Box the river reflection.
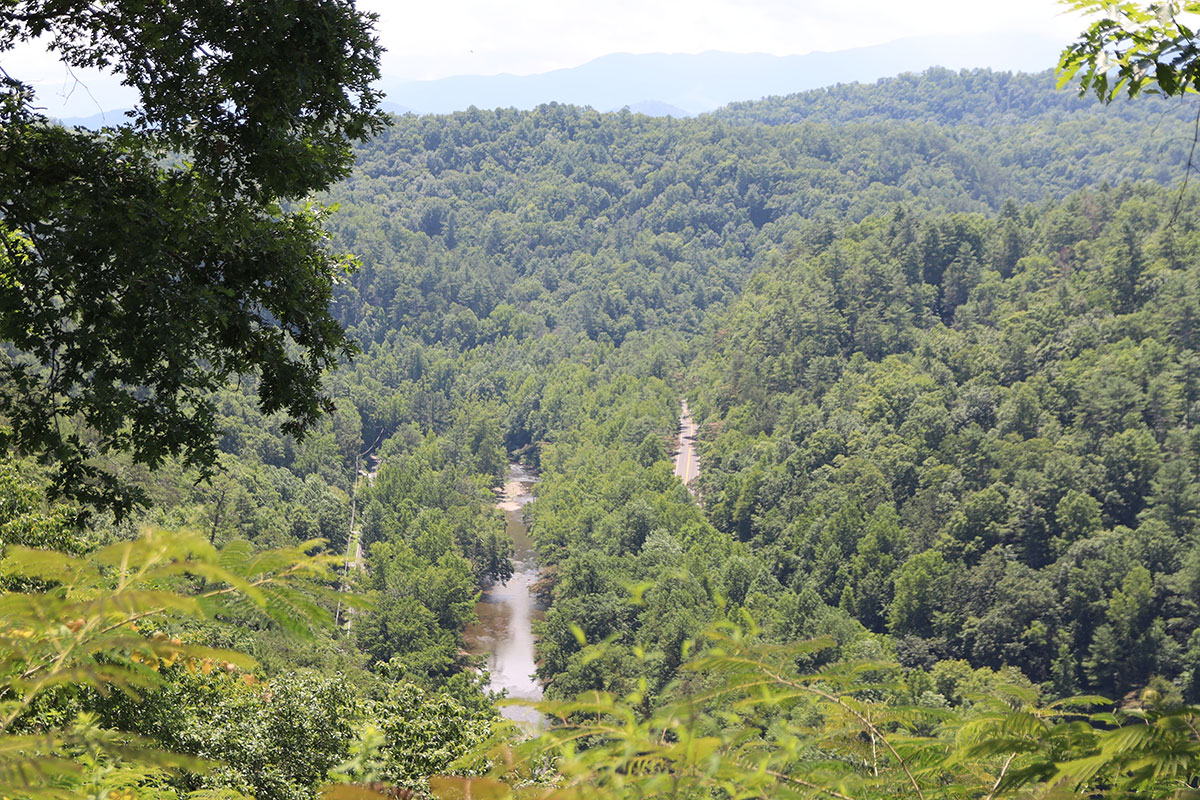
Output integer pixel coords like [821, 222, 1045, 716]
[463, 463, 544, 726]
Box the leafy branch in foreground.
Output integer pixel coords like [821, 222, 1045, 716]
[422, 622, 1200, 800]
[1058, 1, 1200, 100]
[450, 627, 966, 800]
[0, 527, 347, 798]
[957, 690, 1200, 799]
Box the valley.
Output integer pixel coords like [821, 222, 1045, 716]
[4, 7, 1200, 796]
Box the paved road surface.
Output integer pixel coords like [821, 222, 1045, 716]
[339, 459, 377, 629]
[674, 399, 700, 488]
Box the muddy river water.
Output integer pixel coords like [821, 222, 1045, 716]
[463, 463, 544, 725]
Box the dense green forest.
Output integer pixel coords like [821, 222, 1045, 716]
[326, 68, 1195, 351]
[693, 183, 1200, 698]
[6, 4, 1200, 795]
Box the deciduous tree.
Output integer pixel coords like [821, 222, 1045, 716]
[0, 0, 387, 513]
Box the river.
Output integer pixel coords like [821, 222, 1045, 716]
[463, 463, 544, 725]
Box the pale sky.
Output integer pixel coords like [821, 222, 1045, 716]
[3, 0, 1085, 119]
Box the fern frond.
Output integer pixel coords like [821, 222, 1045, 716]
[0, 524, 348, 796]
[0, 546, 96, 585]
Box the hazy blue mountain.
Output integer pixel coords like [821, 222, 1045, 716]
[380, 101, 414, 115]
[380, 33, 1065, 114]
[57, 108, 132, 128]
[57, 33, 1066, 127]
[620, 100, 693, 117]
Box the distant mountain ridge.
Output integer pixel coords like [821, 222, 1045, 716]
[379, 33, 1066, 115]
[60, 33, 1069, 128]
[54, 108, 133, 128]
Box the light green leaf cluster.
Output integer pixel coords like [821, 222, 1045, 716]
[427, 621, 1200, 800]
[0, 526, 344, 798]
[1059, 1, 1200, 99]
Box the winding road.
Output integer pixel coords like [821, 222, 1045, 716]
[674, 399, 700, 490]
[338, 457, 378, 630]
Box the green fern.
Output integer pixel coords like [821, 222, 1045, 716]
[0, 527, 347, 798]
[442, 623, 1200, 800]
[462, 628, 984, 800]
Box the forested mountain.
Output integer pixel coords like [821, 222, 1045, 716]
[9, 54, 1200, 799]
[326, 68, 1195, 354]
[714, 67, 1192, 127]
[693, 184, 1200, 700]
